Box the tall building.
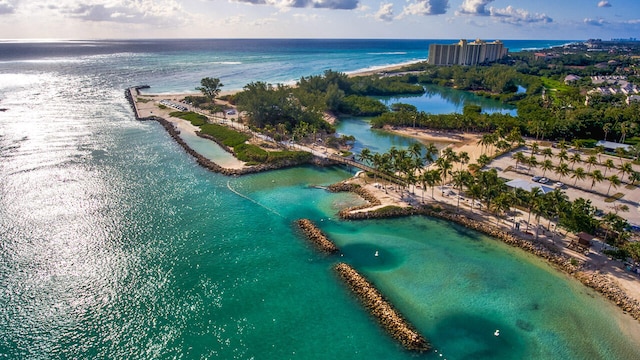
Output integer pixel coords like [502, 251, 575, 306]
[428, 39, 508, 66]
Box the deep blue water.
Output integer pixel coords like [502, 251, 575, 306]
[3, 39, 639, 359]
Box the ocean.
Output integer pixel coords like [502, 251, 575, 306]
[2, 39, 640, 359]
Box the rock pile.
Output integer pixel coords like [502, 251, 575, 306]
[334, 263, 431, 352]
[296, 219, 339, 254]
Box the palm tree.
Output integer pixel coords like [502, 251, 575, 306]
[423, 169, 441, 200]
[544, 189, 569, 242]
[527, 155, 539, 173]
[541, 159, 554, 177]
[572, 167, 587, 186]
[423, 143, 439, 165]
[525, 187, 543, 232]
[477, 154, 491, 168]
[467, 183, 483, 213]
[603, 123, 612, 141]
[477, 133, 495, 155]
[619, 162, 634, 183]
[586, 155, 598, 172]
[607, 174, 621, 195]
[595, 145, 605, 164]
[557, 149, 569, 164]
[457, 151, 470, 171]
[629, 171, 640, 186]
[452, 170, 472, 211]
[615, 147, 627, 166]
[603, 159, 615, 177]
[542, 147, 553, 161]
[530, 142, 540, 157]
[435, 156, 453, 185]
[590, 169, 604, 190]
[569, 153, 581, 170]
[492, 192, 514, 225]
[357, 148, 372, 166]
[513, 151, 526, 171]
[555, 162, 570, 181]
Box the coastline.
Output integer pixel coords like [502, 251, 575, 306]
[126, 64, 640, 329]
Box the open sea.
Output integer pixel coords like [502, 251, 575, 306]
[2, 39, 640, 359]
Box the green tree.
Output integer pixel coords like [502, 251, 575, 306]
[607, 174, 621, 195]
[590, 169, 604, 190]
[572, 167, 587, 186]
[196, 77, 224, 103]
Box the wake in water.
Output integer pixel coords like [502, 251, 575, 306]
[226, 180, 283, 218]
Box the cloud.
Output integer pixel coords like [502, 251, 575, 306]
[597, 1, 612, 8]
[457, 0, 493, 16]
[55, 0, 186, 24]
[0, 0, 16, 14]
[584, 17, 607, 26]
[374, 2, 394, 21]
[400, 0, 449, 16]
[489, 6, 552, 25]
[233, 0, 359, 10]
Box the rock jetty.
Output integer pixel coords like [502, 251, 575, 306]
[295, 219, 339, 254]
[334, 263, 431, 352]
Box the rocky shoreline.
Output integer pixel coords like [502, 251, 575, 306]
[125, 87, 328, 176]
[330, 183, 640, 322]
[295, 219, 339, 254]
[334, 263, 431, 352]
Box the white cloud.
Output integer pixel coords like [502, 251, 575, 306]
[597, 1, 612, 8]
[456, 2, 552, 25]
[457, 0, 493, 16]
[374, 2, 394, 21]
[584, 17, 607, 26]
[0, 0, 16, 14]
[232, 0, 359, 10]
[52, 0, 187, 25]
[400, 0, 449, 17]
[489, 6, 552, 25]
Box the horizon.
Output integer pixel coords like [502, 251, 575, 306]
[0, 1, 638, 40]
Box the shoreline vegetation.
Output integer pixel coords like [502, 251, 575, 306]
[125, 54, 640, 342]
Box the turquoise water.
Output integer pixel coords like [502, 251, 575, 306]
[2, 39, 640, 359]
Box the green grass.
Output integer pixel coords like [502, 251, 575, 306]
[199, 123, 250, 147]
[540, 77, 572, 93]
[169, 111, 209, 127]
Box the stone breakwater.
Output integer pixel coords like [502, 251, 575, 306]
[334, 263, 431, 352]
[335, 198, 640, 322]
[295, 219, 339, 254]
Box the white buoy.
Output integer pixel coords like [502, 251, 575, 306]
[374, 251, 379, 257]
[494, 329, 500, 336]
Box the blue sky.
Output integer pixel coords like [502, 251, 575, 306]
[0, 0, 638, 40]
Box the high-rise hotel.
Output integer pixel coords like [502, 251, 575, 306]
[428, 39, 508, 66]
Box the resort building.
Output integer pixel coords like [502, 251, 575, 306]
[428, 39, 508, 66]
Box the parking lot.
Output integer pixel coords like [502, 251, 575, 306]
[487, 146, 640, 227]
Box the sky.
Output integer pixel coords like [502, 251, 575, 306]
[0, 0, 638, 40]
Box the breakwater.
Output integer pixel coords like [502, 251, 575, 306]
[295, 219, 339, 254]
[334, 263, 431, 352]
